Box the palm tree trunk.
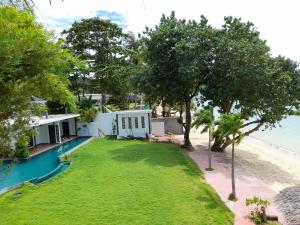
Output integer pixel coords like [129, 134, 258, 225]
[231, 133, 236, 199]
[208, 126, 212, 169]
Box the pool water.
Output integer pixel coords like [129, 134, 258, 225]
[0, 137, 90, 192]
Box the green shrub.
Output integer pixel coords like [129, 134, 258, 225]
[62, 154, 69, 162]
[246, 196, 270, 224]
[79, 107, 98, 122]
[15, 133, 30, 159]
[15, 144, 29, 159]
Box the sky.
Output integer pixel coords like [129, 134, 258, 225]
[34, 0, 300, 62]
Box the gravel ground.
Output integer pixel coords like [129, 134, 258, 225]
[275, 185, 300, 225]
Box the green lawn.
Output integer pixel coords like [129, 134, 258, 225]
[0, 138, 233, 225]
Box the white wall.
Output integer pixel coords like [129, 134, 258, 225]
[77, 112, 115, 137]
[151, 122, 165, 136]
[68, 118, 76, 135]
[59, 121, 63, 136]
[35, 125, 50, 145]
[117, 113, 151, 138]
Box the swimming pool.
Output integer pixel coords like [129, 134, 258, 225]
[0, 137, 91, 193]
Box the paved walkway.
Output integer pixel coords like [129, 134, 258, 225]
[189, 144, 285, 224]
[159, 134, 286, 225]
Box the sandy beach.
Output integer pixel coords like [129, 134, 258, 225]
[189, 127, 300, 192]
[186, 127, 300, 224]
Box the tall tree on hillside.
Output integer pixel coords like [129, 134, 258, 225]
[200, 17, 300, 151]
[138, 12, 214, 146]
[62, 18, 135, 105]
[0, 6, 76, 157]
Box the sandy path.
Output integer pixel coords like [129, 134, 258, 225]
[189, 128, 300, 193]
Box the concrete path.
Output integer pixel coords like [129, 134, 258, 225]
[167, 134, 285, 225]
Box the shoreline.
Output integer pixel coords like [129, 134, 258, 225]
[248, 134, 300, 158]
[189, 128, 300, 193]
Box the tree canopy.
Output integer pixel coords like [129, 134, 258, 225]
[62, 18, 137, 107]
[0, 6, 76, 157]
[137, 12, 214, 146]
[200, 17, 300, 151]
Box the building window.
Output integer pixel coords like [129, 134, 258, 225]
[135, 117, 138, 128]
[141, 116, 145, 128]
[128, 117, 132, 129]
[122, 117, 126, 129]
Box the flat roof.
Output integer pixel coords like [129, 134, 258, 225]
[116, 110, 152, 115]
[31, 114, 80, 126]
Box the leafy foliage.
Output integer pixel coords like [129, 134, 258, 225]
[193, 109, 214, 133]
[79, 107, 98, 123]
[199, 17, 300, 151]
[62, 18, 136, 104]
[138, 12, 213, 146]
[215, 113, 244, 145]
[14, 132, 30, 159]
[0, 6, 76, 157]
[246, 196, 270, 224]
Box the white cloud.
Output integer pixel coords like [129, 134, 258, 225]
[34, 0, 300, 62]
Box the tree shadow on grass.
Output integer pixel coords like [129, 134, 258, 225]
[108, 141, 201, 177]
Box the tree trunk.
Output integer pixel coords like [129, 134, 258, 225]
[183, 100, 192, 147]
[208, 126, 212, 169]
[162, 102, 166, 117]
[231, 134, 236, 199]
[211, 134, 231, 152]
[101, 93, 106, 105]
[179, 104, 183, 121]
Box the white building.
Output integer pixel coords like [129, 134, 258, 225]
[77, 110, 152, 138]
[29, 114, 80, 148]
[115, 110, 152, 138]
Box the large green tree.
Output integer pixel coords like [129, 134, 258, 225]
[200, 17, 300, 151]
[62, 18, 135, 105]
[138, 12, 214, 146]
[0, 6, 76, 157]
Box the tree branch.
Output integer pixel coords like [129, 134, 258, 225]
[225, 122, 264, 147]
[243, 122, 264, 136]
[240, 119, 262, 129]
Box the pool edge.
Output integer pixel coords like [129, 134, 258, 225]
[0, 137, 94, 196]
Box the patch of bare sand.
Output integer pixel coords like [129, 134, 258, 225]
[189, 128, 300, 192]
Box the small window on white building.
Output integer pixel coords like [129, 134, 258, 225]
[141, 116, 145, 128]
[122, 117, 126, 129]
[135, 117, 138, 128]
[128, 117, 132, 129]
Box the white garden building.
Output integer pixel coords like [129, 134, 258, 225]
[77, 109, 152, 138]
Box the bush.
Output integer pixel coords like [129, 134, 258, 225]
[14, 133, 31, 159]
[79, 107, 98, 122]
[15, 144, 29, 159]
[78, 97, 97, 109]
[246, 196, 270, 224]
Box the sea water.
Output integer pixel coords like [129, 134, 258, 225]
[250, 116, 300, 154]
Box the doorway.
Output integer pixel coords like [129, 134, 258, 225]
[48, 125, 56, 144]
[62, 121, 70, 137]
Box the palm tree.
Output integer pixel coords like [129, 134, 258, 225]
[215, 113, 244, 200]
[192, 108, 215, 170]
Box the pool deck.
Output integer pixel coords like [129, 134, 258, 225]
[30, 136, 77, 157]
